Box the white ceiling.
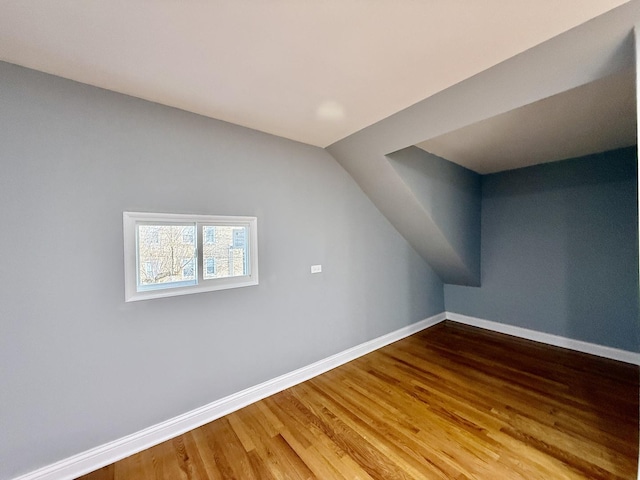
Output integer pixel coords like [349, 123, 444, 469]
[0, 1, 630, 148]
[416, 69, 637, 174]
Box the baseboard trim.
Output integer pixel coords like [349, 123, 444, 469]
[13, 312, 446, 480]
[16, 310, 637, 479]
[446, 311, 640, 365]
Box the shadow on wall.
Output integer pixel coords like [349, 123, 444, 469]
[386, 147, 481, 286]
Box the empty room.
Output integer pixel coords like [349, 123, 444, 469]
[1, 2, 639, 479]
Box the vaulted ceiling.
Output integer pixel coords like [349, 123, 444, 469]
[0, 1, 630, 151]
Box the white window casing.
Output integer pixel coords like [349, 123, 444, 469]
[123, 212, 258, 302]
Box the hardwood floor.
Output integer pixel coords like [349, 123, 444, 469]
[78, 321, 639, 479]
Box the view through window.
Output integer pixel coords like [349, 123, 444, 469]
[123, 213, 258, 301]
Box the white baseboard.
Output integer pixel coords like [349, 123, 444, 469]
[446, 311, 640, 366]
[15, 310, 637, 480]
[13, 312, 447, 480]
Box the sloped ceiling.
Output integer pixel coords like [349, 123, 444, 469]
[0, 0, 629, 148]
[416, 68, 636, 174]
[327, 1, 639, 285]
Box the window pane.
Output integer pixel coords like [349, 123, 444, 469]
[202, 225, 249, 280]
[182, 258, 195, 278]
[205, 257, 216, 275]
[204, 226, 216, 244]
[124, 213, 258, 302]
[137, 224, 196, 290]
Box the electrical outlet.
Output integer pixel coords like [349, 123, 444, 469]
[311, 264, 322, 274]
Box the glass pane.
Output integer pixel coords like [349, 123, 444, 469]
[137, 224, 196, 290]
[202, 225, 249, 280]
[203, 226, 216, 244]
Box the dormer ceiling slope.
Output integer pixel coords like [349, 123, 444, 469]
[327, 1, 639, 285]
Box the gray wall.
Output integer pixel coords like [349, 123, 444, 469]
[387, 147, 481, 283]
[445, 147, 639, 351]
[0, 62, 444, 479]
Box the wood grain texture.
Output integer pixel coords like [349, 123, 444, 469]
[78, 322, 639, 479]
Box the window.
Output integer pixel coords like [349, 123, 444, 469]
[136, 223, 196, 289]
[233, 228, 245, 248]
[123, 212, 258, 302]
[143, 261, 155, 279]
[204, 226, 216, 244]
[182, 226, 195, 244]
[182, 258, 195, 279]
[205, 258, 216, 275]
[145, 227, 160, 245]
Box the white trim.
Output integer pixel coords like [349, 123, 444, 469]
[17, 310, 636, 480]
[446, 311, 640, 366]
[13, 312, 446, 480]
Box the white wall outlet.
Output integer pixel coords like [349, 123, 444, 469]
[311, 264, 322, 274]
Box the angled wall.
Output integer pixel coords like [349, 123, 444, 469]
[326, 139, 481, 286]
[327, 1, 639, 287]
[386, 147, 481, 285]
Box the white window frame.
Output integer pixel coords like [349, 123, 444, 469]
[123, 212, 258, 302]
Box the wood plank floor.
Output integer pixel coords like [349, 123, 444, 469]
[78, 321, 639, 479]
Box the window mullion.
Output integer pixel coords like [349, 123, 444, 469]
[196, 222, 204, 285]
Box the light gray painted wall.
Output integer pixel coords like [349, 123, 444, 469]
[0, 62, 444, 479]
[387, 147, 481, 283]
[445, 148, 639, 351]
